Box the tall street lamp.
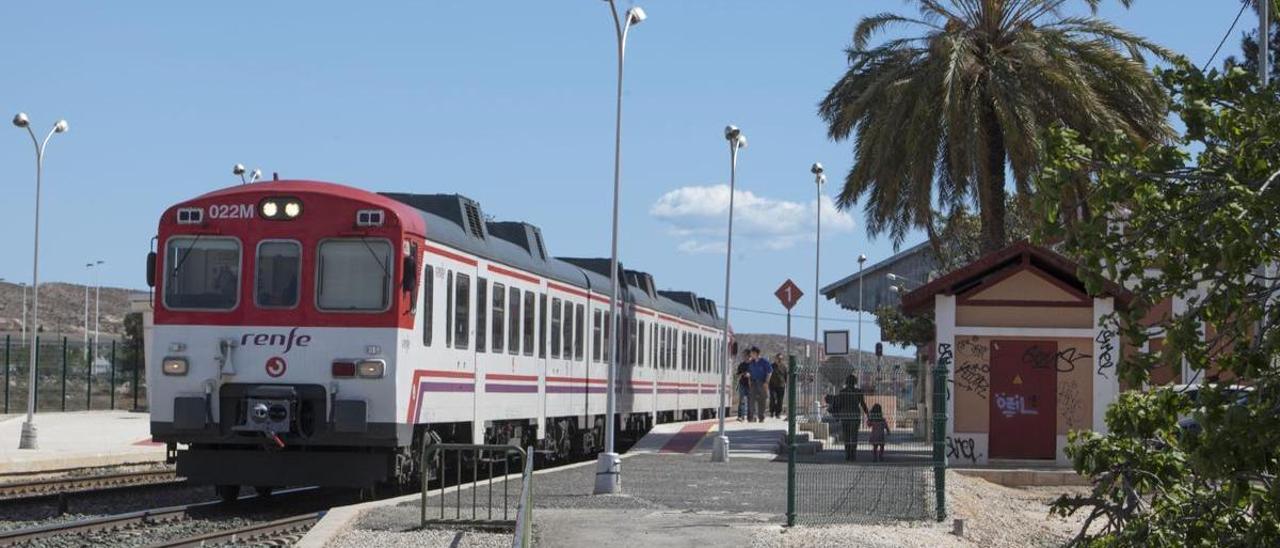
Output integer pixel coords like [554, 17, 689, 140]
[810, 162, 825, 407]
[856, 254, 867, 371]
[595, 0, 646, 496]
[92, 260, 104, 360]
[13, 112, 70, 450]
[712, 125, 747, 463]
[83, 263, 95, 352]
[20, 282, 27, 347]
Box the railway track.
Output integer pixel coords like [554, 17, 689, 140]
[0, 487, 319, 547]
[0, 469, 181, 500]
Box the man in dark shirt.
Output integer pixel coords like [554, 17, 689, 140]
[735, 351, 752, 421]
[746, 347, 773, 422]
[827, 375, 870, 460]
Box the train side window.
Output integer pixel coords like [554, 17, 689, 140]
[522, 291, 535, 357]
[492, 283, 506, 353]
[539, 294, 548, 359]
[508, 287, 521, 355]
[550, 298, 562, 359]
[602, 310, 612, 364]
[454, 273, 470, 349]
[628, 318, 637, 366]
[574, 304, 585, 361]
[422, 264, 434, 347]
[563, 299, 574, 359]
[445, 271, 454, 348]
[475, 277, 488, 353]
[592, 309, 603, 363]
[638, 320, 645, 367]
[255, 240, 300, 309]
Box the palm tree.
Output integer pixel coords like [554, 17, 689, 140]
[819, 0, 1172, 252]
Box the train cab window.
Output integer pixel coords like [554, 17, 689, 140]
[422, 265, 435, 346]
[255, 240, 300, 308]
[574, 304, 585, 361]
[475, 278, 488, 353]
[592, 310, 603, 363]
[492, 283, 506, 353]
[453, 273, 470, 349]
[163, 237, 241, 310]
[523, 292, 536, 356]
[508, 287, 521, 355]
[550, 298, 562, 359]
[317, 239, 392, 311]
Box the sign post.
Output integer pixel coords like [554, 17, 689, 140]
[775, 279, 802, 527]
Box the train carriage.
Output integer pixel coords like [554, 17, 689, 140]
[147, 180, 729, 496]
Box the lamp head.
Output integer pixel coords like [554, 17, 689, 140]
[233, 164, 246, 176]
[858, 254, 867, 263]
[12, 113, 29, 128]
[810, 162, 824, 175]
[886, 273, 897, 281]
[626, 6, 646, 25]
[889, 285, 901, 293]
[724, 125, 740, 141]
[53, 120, 68, 133]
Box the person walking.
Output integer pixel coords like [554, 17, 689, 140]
[826, 375, 869, 460]
[769, 353, 788, 419]
[867, 403, 889, 462]
[735, 350, 752, 421]
[746, 347, 772, 422]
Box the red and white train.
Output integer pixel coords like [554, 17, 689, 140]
[146, 180, 729, 497]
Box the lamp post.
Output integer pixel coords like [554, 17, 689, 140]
[712, 125, 747, 464]
[20, 283, 27, 348]
[92, 260, 104, 361]
[594, 0, 646, 496]
[13, 112, 70, 450]
[810, 163, 825, 415]
[83, 263, 94, 352]
[856, 254, 867, 370]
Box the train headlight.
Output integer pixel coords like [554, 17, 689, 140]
[357, 359, 385, 378]
[259, 197, 302, 220]
[162, 357, 188, 376]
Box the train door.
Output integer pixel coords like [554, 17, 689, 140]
[446, 261, 480, 442]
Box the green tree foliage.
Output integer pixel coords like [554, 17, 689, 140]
[1036, 62, 1280, 546]
[121, 312, 143, 371]
[1225, 1, 1280, 78]
[819, 0, 1171, 252]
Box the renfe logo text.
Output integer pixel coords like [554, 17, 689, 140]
[241, 327, 312, 354]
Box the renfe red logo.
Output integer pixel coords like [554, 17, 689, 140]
[265, 356, 287, 377]
[240, 327, 312, 354]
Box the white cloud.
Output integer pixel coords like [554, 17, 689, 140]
[650, 184, 855, 254]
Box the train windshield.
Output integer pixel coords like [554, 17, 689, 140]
[256, 240, 301, 308]
[317, 239, 393, 311]
[164, 237, 241, 310]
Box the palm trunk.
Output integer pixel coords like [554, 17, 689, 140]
[979, 103, 1008, 253]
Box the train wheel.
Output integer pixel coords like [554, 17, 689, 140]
[216, 484, 240, 504]
[254, 486, 274, 498]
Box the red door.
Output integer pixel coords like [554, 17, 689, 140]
[989, 340, 1057, 459]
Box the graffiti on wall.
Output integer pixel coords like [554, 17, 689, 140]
[1058, 380, 1084, 428]
[1021, 344, 1092, 373]
[994, 393, 1040, 418]
[946, 436, 980, 463]
[938, 342, 954, 401]
[1095, 329, 1116, 378]
[955, 362, 990, 399]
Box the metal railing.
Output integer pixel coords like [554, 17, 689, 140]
[1, 336, 147, 413]
[419, 442, 531, 532]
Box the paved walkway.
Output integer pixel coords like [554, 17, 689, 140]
[0, 411, 164, 474]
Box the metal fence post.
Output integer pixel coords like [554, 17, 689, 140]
[110, 341, 117, 410]
[61, 337, 68, 412]
[786, 354, 797, 527]
[132, 341, 140, 411]
[86, 343, 93, 410]
[932, 362, 947, 521]
[3, 335, 9, 414]
[33, 336, 39, 411]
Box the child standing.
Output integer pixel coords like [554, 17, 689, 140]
[867, 403, 889, 462]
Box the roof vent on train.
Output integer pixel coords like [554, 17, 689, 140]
[658, 290, 698, 311]
[379, 193, 488, 240]
[487, 221, 548, 260]
[624, 269, 657, 298]
[697, 297, 720, 319]
[559, 257, 623, 280]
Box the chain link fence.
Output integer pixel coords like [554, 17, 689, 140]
[786, 355, 945, 525]
[1, 335, 147, 414]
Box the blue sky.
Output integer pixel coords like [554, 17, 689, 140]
[0, 1, 1247, 355]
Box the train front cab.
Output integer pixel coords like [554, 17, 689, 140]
[147, 182, 426, 494]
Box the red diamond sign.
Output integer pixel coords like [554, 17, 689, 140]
[775, 279, 803, 310]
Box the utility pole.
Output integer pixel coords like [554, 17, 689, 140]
[1263, 0, 1271, 87]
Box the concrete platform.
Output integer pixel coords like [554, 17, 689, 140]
[953, 467, 1088, 487]
[301, 418, 792, 547]
[0, 411, 165, 475]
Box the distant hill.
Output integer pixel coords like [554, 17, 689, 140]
[732, 333, 913, 369]
[0, 281, 141, 339]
